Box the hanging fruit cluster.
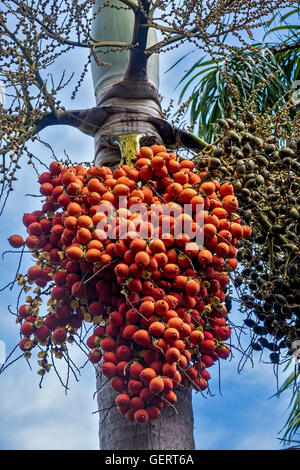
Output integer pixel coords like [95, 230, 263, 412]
[8, 144, 252, 424]
[196, 114, 300, 362]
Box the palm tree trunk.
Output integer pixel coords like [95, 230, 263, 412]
[96, 373, 195, 450]
[91, 0, 195, 450]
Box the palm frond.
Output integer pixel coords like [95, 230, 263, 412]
[270, 361, 300, 444]
[175, 47, 295, 141]
[264, 4, 300, 42]
[172, 5, 300, 141]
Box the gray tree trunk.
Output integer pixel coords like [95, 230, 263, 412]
[96, 370, 195, 450]
[91, 0, 195, 450]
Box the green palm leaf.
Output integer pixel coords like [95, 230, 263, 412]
[270, 361, 300, 445]
[172, 5, 300, 142]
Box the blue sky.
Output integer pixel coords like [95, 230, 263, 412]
[0, 10, 295, 450]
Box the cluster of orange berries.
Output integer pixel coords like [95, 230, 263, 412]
[9, 144, 251, 424]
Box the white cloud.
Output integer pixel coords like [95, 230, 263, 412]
[0, 355, 99, 450]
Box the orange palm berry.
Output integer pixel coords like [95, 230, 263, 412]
[165, 347, 181, 363]
[167, 182, 183, 197]
[173, 171, 189, 185]
[135, 251, 150, 267]
[162, 362, 177, 377]
[197, 249, 213, 265]
[78, 215, 93, 229]
[200, 181, 216, 195]
[67, 202, 82, 217]
[226, 257, 238, 270]
[218, 230, 232, 243]
[151, 144, 167, 155]
[155, 299, 169, 316]
[140, 367, 157, 386]
[149, 376, 165, 394]
[66, 245, 83, 260]
[87, 240, 104, 251]
[177, 188, 197, 203]
[149, 322, 165, 337]
[151, 156, 165, 170]
[215, 242, 230, 257]
[242, 225, 252, 238]
[230, 223, 243, 239]
[180, 159, 194, 170]
[87, 178, 104, 193]
[204, 223, 217, 238]
[163, 263, 180, 279]
[219, 182, 234, 197]
[149, 239, 166, 254]
[204, 214, 220, 228]
[167, 159, 181, 174]
[114, 263, 130, 279]
[222, 195, 238, 213]
[77, 227, 92, 244]
[113, 184, 130, 197]
[218, 218, 231, 230]
[64, 216, 77, 230]
[164, 327, 180, 343]
[132, 329, 151, 347]
[168, 317, 184, 331]
[140, 146, 154, 158]
[85, 249, 102, 263]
